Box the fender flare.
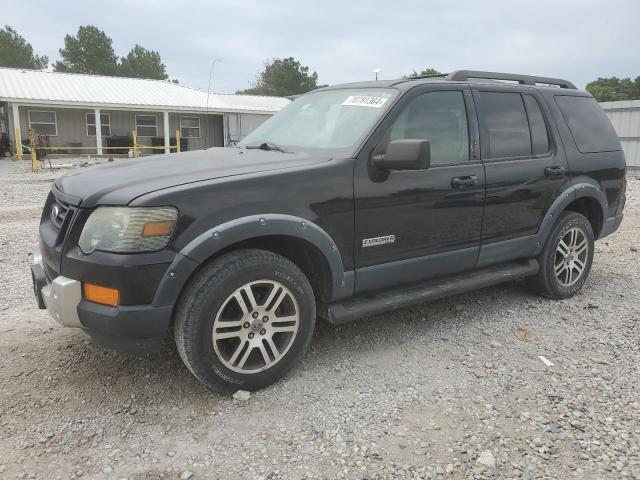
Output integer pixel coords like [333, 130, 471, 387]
[152, 214, 352, 308]
[535, 179, 607, 251]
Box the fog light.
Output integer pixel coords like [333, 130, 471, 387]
[83, 283, 120, 307]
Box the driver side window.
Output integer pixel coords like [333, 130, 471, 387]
[388, 91, 470, 166]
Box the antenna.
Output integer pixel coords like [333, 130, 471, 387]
[373, 68, 380, 81]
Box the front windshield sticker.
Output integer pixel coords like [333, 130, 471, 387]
[342, 95, 389, 108]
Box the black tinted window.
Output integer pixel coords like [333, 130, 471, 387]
[481, 92, 531, 158]
[555, 96, 621, 153]
[389, 91, 469, 165]
[523, 95, 549, 155]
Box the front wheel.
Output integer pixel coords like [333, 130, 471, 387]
[174, 249, 316, 393]
[527, 211, 595, 299]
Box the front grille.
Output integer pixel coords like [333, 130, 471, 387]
[42, 191, 76, 245]
[50, 198, 70, 230]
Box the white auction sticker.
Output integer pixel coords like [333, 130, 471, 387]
[342, 95, 389, 108]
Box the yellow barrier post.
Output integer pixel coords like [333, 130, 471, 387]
[15, 128, 22, 160]
[176, 129, 181, 153]
[132, 129, 138, 158]
[30, 136, 37, 172]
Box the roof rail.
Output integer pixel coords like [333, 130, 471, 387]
[446, 70, 577, 90]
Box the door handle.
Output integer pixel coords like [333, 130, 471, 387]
[451, 175, 479, 188]
[544, 166, 565, 177]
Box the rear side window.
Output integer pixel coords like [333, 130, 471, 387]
[523, 95, 549, 155]
[555, 96, 620, 153]
[480, 92, 531, 158]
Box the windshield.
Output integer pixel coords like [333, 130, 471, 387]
[238, 88, 398, 153]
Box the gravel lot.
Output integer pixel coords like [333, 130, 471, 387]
[1, 157, 639, 480]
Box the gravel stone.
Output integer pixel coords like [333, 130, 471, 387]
[232, 390, 251, 402]
[477, 450, 496, 468]
[1, 159, 639, 479]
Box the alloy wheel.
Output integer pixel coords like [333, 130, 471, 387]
[554, 227, 588, 287]
[212, 280, 299, 373]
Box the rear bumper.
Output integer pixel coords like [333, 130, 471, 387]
[32, 250, 172, 351]
[599, 213, 623, 239]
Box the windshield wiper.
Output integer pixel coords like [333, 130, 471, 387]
[245, 142, 289, 153]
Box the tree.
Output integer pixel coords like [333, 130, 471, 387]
[0, 26, 48, 69]
[586, 76, 640, 102]
[237, 57, 319, 96]
[54, 25, 118, 76]
[405, 67, 442, 78]
[119, 44, 168, 80]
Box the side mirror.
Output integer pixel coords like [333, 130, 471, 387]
[372, 139, 431, 171]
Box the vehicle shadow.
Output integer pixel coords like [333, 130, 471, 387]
[2, 278, 540, 422]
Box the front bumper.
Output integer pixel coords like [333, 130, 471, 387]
[32, 251, 172, 351]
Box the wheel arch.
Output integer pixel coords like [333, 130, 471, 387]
[152, 215, 353, 310]
[537, 180, 607, 248]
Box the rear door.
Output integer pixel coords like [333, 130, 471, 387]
[472, 87, 569, 265]
[353, 85, 485, 293]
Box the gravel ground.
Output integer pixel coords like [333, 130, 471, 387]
[1, 158, 639, 480]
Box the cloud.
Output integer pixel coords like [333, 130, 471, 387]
[5, 0, 640, 92]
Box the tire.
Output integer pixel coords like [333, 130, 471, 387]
[174, 249, 316, 393]
[527, 211, 595, 299]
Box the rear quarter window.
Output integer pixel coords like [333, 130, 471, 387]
[555, 96, 621, 153]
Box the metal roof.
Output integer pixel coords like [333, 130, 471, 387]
[599, 99, 640, 111]
[0, 67, 289, 114]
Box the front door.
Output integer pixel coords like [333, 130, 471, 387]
[353, 86, 485, 293]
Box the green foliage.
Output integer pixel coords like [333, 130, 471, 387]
[52, 25, 175, 81]
[237, 57, 319, 97]
[54, 25, 119, 75]
[120, 44, 168, 80]
[0, 25, 48, 69]
[405, 68, 442, 78]
[586, 76, 640, 102]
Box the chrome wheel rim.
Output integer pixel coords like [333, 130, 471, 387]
[212, 280, 299, 373]
[554, 227, 588, 287]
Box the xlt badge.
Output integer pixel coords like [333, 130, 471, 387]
[362, 235, 396, 248]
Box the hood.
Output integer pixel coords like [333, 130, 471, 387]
[55, 147, 328, 207]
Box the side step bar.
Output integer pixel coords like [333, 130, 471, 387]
[325, 259, 539, 325]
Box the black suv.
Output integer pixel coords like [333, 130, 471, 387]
[31, 70, 626, 392]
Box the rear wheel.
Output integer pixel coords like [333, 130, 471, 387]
[527, 211, 594, 299]
[174, 249, 316, 393]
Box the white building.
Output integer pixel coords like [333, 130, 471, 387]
[600, 100, 640, 168]
[0, 67, 289, 156]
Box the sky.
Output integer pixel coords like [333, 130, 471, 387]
[3, 0, 640, 93]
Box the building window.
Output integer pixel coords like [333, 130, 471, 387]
[28, 111, 57, 136]
[135, 115, 157, 136]
[180, 116, 200, 138]
[86, 113, 111, 136]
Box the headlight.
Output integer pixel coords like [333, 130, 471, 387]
[78, 207, 178, 254]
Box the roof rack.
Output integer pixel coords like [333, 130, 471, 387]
[446, 70, 577, 90]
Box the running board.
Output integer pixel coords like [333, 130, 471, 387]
[325, 259, 539, 325]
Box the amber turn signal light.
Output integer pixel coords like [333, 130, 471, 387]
[83, 283, 120, 307]
[142, 221, 174, 237]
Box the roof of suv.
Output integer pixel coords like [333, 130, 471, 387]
[319, 70, 581, 93]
